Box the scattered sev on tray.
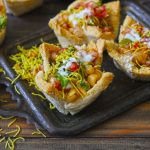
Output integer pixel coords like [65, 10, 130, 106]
[0, 67, 47, 150]
[9, 45, 55, 108]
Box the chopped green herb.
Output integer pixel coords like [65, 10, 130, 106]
[57, 75, 69, 88]
[80, 80, 90, 91]
[96, 0, 102, 6]
[119, 38, 132, 46]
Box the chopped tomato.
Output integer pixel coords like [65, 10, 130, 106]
[94, 5, 108, 19]
[62, 23, 70, 29]
[102, 26, 111, 32]
[137, 27, 143, 33]
[85, 1, 95, 9]
[0, 6, 3, 11]
[133, 42, 140, 48]
[54, 80, 62, 91]
[69, 62, 79, 72]
[137, 26, 143, 33]
[61, 48, 67, 51]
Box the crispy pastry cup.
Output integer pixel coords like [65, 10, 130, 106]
[35, 40, 114, 115]
[105, 16, 150, 81]
[49, 0, 120, 47]
[4, 0, 43, 16]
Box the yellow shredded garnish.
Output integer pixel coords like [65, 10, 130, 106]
[70, 81, 84, 98]
[6, 137, 15, 150]
[8, 118, 17, 128]
[11, 75, 20, 85]
[31, 92, 46, 100]
[13, 125, 21, 137]
[0, 67, 5, 75]
[10, 45, 42, 88]
[0, 137, 5, 143]
[14, 85, 21, 95]
[12, 137, 25, 143]
[5, 129, 18, 135]
[5, 77, 13, 82]
[5, 137, 25, 150]
[32, 128, 46, 138]
[68, 72, 82, 82]
[49, 103, 55, 110]
[0, 116, 14, 120]
[5, 125, 21, 138]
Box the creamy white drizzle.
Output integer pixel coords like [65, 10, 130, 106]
[68, 8, 92, 26]
[76, 50, 94, 63]
[58, 57, 77, 76]
[124, 29, 141, 42]
[122, 55, 133, 72]
[124, 26, 150, 48]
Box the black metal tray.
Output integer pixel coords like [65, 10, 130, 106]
[0, 0, 150, 135]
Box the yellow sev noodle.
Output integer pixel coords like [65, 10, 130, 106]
[0, 118, 24, 150]
[32, 127, 46, 138]
[8, 118, 17, 128]
[0, 67, 5, 74]
[10, 45, 42, 88]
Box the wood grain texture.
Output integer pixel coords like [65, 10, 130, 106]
[0, 0, 150, 149]
[0, 138, 150, 150]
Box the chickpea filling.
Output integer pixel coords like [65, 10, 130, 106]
[119, 23, 150, 68]
[57, 0, 113, 36]
[44, 45, 102, 102]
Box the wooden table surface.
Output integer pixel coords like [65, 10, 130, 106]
[0, 0, 150, 149]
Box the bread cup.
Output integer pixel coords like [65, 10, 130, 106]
[35, 40, 114, 115]
[105, 16, 150, 81]
[4, 0, 43, 16]
[49, 0, 120, 47]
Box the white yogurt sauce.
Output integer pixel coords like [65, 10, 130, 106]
[75, 45, 95, 63]
[58, 57, 77, 76]
[77, 50, 94, 63]
[68, 8, 92, 26]
[124, 27, 150, 48]
[124, 29, 141, 42]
